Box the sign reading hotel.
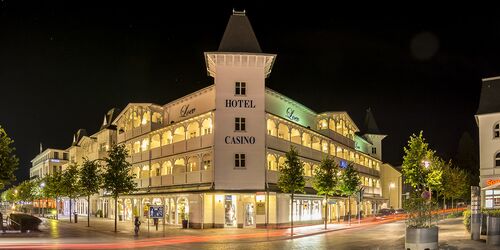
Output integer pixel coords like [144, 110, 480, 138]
[225, 99, 256, 108]
[486, 179, 500, 186]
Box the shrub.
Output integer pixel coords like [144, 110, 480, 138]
[463, 209, 471, 232]
[447, 211, 463, 218]
[482, 209, 500, 217]
[10, 213, 42, 232]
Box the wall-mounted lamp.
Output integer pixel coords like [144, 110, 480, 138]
[256, 195, 265, 203]
[215, 195, 224, 203]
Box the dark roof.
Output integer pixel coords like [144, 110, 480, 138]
[218, 11, 262, 53]
[72, 129, 87, 146]
[477, 77, 500, 115]
[100, 108, 120, 130]
[362, 107, 382, 134]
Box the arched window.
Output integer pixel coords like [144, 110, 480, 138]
[152, 112, 162, 124]
[278, 124, 290, 140]
[267, 154, 277, 171]
[202, 154, 212, 170]
[304, 163, 312, 177]
[495, 123, 500, 138]
[162, 131, 172, 145]
[133, 141, 141, 154]
[187, 157, 199, 172]
[142, 111, 150, 125]
[173, 127, 186, 143]
[187, 122, 200, 139]
[496, 152, 500, 167]
[267, 119, 277, 136]
[174, 158, 186, 174]
[161, 161, 173, 175]
[291, 128, 301, 145]
[141, 138, 149, 152]
[201, 118, 213, 135]
[151, 134, 160, 149]
[151, 163, 160, 177]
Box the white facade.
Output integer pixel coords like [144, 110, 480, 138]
[476, 76, 500, 208]
[31, 12, 397, 228]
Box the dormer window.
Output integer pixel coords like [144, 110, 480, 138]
[495, 123, 500, 138]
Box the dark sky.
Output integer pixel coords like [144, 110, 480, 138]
[1, 2, 497, 183]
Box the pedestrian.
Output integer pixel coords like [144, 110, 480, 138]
[134, 216, 141, 236]
[0, 212, 3, 233]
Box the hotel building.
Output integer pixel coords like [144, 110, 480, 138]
[476, 76, 500, 208]
[31, 11, 401, 228]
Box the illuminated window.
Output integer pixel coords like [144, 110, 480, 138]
[235, 82, 246, 95]
[495, 123, 500, 138]
[202, 118, 213, 135]
[141, 138, 149, 151]
[235, 154, 246, 168]
[151, 134, 160, 148]
[202, 154, 211, 170]
[496, 152, 500, 167]
[235, 117, 246, 131]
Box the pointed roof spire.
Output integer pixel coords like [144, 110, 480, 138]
[363, 107, 382, 135]
[218, 9, 262, 53]
[39, 142, 43, 154]
[102, 114, 108, 127]
[73, 134, 76, 143]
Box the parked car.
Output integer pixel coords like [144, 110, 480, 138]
[394, 208, 406, 214]
[377, 208, 395, 216]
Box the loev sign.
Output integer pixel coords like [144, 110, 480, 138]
[285, 108, 299, 122]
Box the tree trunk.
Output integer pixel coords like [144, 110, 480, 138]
[69, 198, 72, 223]
[324, 194, 328, 230]
[443, 196, 446, 210]
[87, 195, 90, 227]
[348, 197, 351, 226]
[114, 196, 118, 232]
[451, 197, 454, 212]
[291, 193, 294, 237]
[56, 196, 59, 220]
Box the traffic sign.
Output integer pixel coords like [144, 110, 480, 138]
[149, 205, 164, 219]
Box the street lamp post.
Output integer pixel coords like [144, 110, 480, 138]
[40, 182, 45, 218]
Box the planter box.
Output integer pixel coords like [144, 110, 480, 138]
[405, 227, 438, 250]
[487, 216, 500, 246]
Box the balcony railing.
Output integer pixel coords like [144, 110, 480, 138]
[133, 170, 213, 188]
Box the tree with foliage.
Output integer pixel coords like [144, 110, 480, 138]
[17, 180, 37, 214]
[45, 171, 64, 219]
[61, 164, 81, 223]
[441, 164, 469, 210]
[1, 187, 16, 203]
[102, 144, 136, 232]
[277, 146, 305, 237]
[0, 126, 19, 189]
[338, 163, 361, 226]
[401, 131, 443, 228]
[313, 156, 340, 230]
[79, 158, 102, 227]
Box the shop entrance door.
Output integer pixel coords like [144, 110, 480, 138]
[243, 203, 255, 228]
[224, 195, 237, 227]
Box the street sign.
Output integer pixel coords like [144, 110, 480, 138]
[149, 205, 164, 219]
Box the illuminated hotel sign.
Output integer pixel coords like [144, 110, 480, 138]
[285, 108, 299, 122]
[486, 179, 500, 186]
[180, 104, 196, 118]
[225, 99, 256, 108]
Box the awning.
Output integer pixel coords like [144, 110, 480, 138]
[482, 182, 500, 190]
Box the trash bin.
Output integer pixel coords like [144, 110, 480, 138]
[73, 212, 78, 223]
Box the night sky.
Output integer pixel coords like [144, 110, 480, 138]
[1, 2, 498, 183]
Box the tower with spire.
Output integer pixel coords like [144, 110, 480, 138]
[361, 108, 386, 161]
[205, 10, 276, 190]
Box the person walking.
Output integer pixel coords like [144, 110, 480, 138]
[134, 216, 141, 236]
